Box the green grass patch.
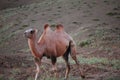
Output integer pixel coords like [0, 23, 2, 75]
[11, 68, 21, 75]
[92, 19, 100, 21]
[106, 12, 120, 16]
[0, 30, 21, 45]
[113, 8, 119, 10]
[78, 39, 92, 47]
[48, 19, 53, 22]
[94, 29, 105, 37]
[57, 56, 120, 70]
[106, 76, 120, 80]
[72, 21, 79, 25]
[116, 16, 120, 19]
[50, 24, 56, 28]
[22, 24, 29, 28]
[27, 77, 33, 80]
[20, 48, 30, 53]
[104, 0, 108, 3]
[8, 76, 15, 80]
[31, 19, 36, 23]
[58, 57, 109, 65]
[76, 57, 120, 69]
[0, 23, 13, 34]
[0, 75, 4, 80]
[0, 32, 15, 45]
[42, 77, 57, 80]
[77, 57, 108, 64]
[19, 24, 29, 30]
[71, 27, 88, 38]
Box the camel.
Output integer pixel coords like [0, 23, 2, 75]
[24, 24, 85, 80]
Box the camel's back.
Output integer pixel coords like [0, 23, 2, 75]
[54, 25, 76, 56]
[55, 24, 75, 45]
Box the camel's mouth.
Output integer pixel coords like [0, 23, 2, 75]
[24, 29, 35, 38]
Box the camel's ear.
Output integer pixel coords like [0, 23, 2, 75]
[56, 24, 64, 31]
[44, 24, 49, 30]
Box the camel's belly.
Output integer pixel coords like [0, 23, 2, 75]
[45, 41, 69, 57]
[56, 40, 69, 57]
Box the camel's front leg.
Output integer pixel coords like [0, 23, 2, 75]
[51, 56, 58, 78]
[34, 57, 41, 80]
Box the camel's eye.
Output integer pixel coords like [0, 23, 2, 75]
[30, 30, 35, 34]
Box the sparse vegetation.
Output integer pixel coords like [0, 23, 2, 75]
[11, 68, 21, 75]
[8, 76, 15, 80]
[0, 75, 4, 80]
[72, 21, 79, 25]
[76, 57, 120, 69]
[106, 12, 120, 16]
[48, 19, 53, 22]
[92, 19, 100, 21]
[0, 0, 120, 80]
[50, 24, 56, 27]
[106, 76, 120, 80]
[27, 77, 33, 80]
[78, 39, 92, 47]
[22, 24, 29, 28]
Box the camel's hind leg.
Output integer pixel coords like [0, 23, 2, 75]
[63, 43, 71, 80]
[63, 53, 70, 80]
[70, 44, 85, 78]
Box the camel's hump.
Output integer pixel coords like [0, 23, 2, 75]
[44, 24, 49, 30]
[56, 24, 64, 31]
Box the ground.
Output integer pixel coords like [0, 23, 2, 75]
[0, 0, 120, 80]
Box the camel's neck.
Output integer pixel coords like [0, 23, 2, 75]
[28, 34, 42, 58]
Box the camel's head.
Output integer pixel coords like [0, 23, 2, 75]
[24, 29, 36, 39]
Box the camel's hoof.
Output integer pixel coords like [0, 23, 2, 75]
[64, 78, 67, 80]
[81, 75, 85, 79]
[50, 68, 57, 72]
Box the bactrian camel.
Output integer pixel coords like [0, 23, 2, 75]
[24, 24, 85, 80]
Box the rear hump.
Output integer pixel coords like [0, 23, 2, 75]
[56, 24, 64, 31]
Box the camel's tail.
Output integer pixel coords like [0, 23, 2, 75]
[64, 40, 77, 57]
[65, 40, 73, 54]
[69, 40, 77, 57]
[63, 40, 72, 57]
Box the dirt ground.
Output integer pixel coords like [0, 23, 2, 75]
[0, 50, 120, 80]
[0, 0, 120, 80]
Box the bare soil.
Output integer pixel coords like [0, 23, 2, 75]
[0, 0, 120, 80]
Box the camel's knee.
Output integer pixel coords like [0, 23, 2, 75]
[71, 54, 79, 64]
[35, 61, 40, 72]
[71, 54, 76, 60]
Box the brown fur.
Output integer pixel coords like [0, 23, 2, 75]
[44, 24, 49, 30]
[56, 24, 64, 31]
